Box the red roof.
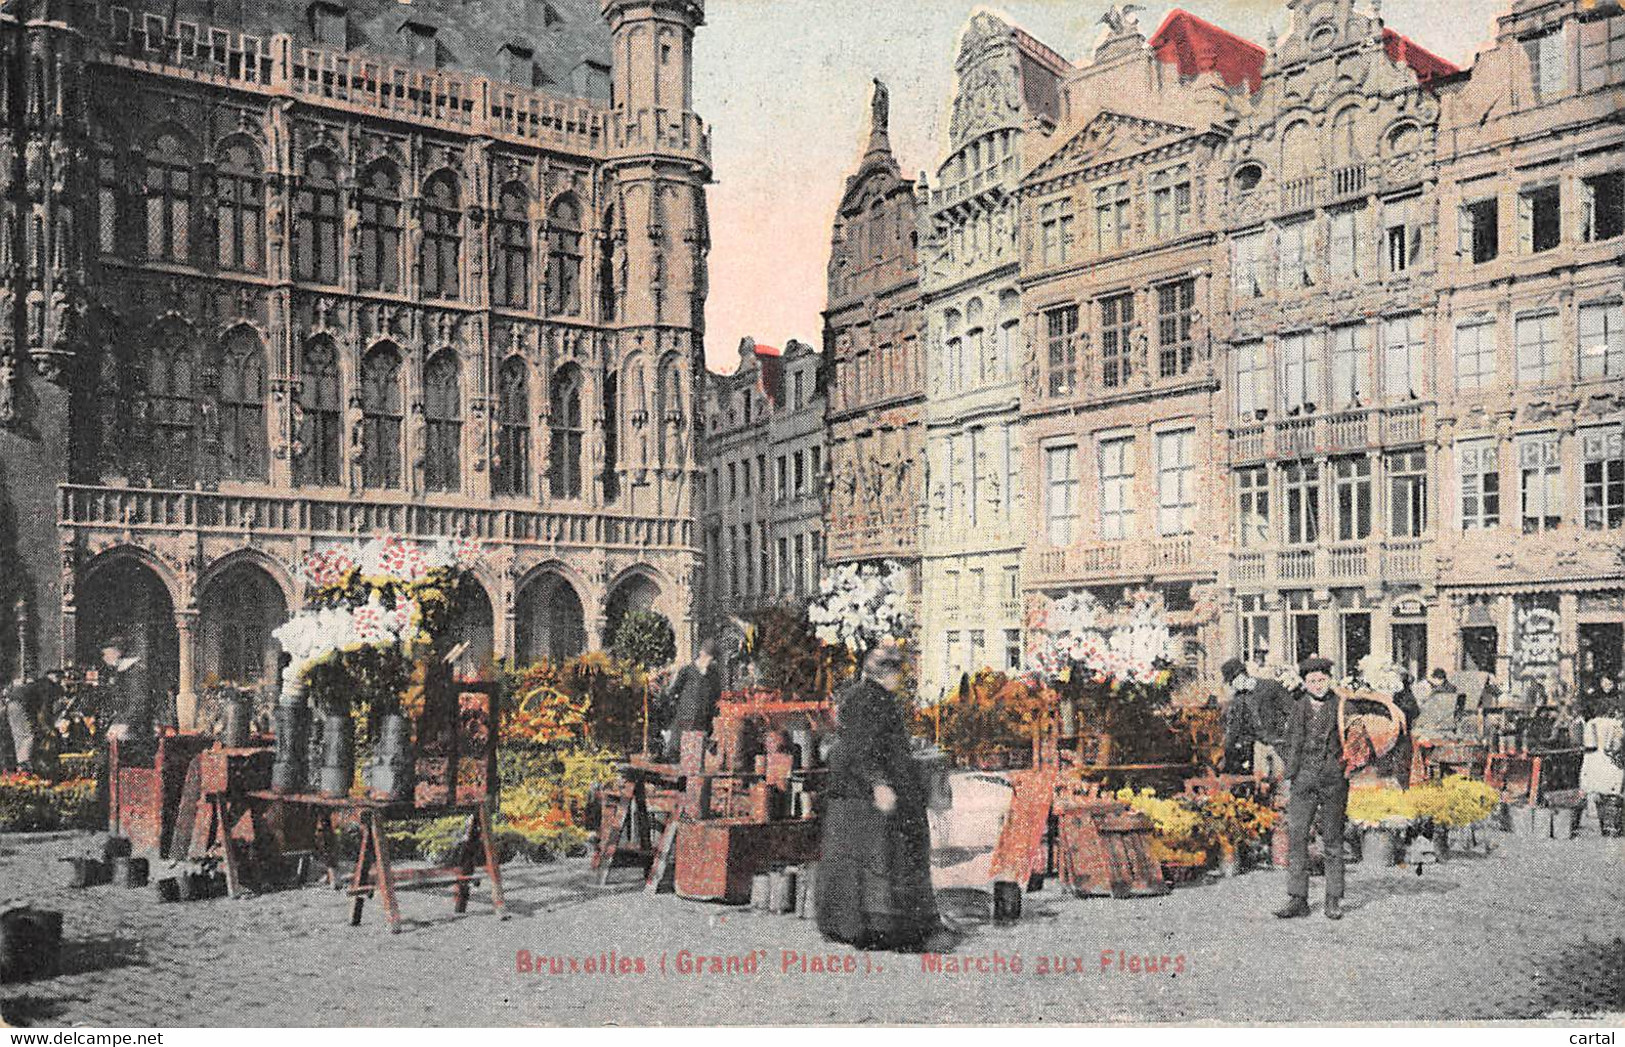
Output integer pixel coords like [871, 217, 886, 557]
[753, 343, 784, 406]
[1382, 28, 1460, 84]
[1147, 10, 1266, 94]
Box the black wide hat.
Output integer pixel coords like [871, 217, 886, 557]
[1220, 658, 1247, 684]
[1298, 655, 1334, 677]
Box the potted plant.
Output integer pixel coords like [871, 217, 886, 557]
[1409, 775, 1500, 859]
[1346, 785, 1414, 866]
[1194, 791, 1277, 876]
[1116, 787, 1209, 885]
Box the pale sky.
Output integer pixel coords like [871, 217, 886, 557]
[691, 0, 1508, 372]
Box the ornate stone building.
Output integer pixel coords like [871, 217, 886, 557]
[821, 81, 926, 613]
[917, 12, 1068, 699]
[1018, 10, 1263, 681]
[1431, 0, 1624, 696]
[0, 0, 711, 724]
[700, 337, 825, 648]
[1213, 0, 1461, 678]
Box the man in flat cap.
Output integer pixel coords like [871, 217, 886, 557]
[1276, 655, 1353, 920]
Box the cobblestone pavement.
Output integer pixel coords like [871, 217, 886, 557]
[2, 826, 1621, 1026]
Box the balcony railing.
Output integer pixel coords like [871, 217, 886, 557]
[1280, 175, 1317, 212]
[1231, 403, 1436, 463]
[88, 11, 632, 157]
[58, 484, 692, 550]
[1227, 539, 1435, 589]
[1028, 535, 1206, 584]
[1330, 163, 1367, 200]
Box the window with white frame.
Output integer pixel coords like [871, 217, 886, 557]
[1516, 311, 1561, 386]
[1235, 340, 1268, 418]
[1283, 461, 1321, 545]
[1579, 300, 1623, 379]
[1389, 449, 1429, 538]
[1100, 292, 1135, 388]
[1458, 438, 1501, 531]
[1232, 230, 1265, 299]
[1278, 220, 1311, 290]
[1328, 209, 1361, 280]
[1098, 436, 1136, 540]
[1332, 456, 1372, 542]
[1330, 324, 1370, 407]
[1155, 429, 1196, 536]
[1039, 198, 1076, 266]
[1455, 317, 1498, 391]
[1382, 315, 1425, 400]
[1237, 466, 1270, 548]
[1151, 166, 1192, 238]
[1045, 304, 1079, 397]
[1519, 433, 1562, 533]
[1579, 14, 1625, 91]
[1239, 594, 1272, 666]
[1519, 183, 1562, 253]
[1045, 444, 1078, 546]
[1526, 27, 1568, 101]
[1582, 423, 1624, 531]
[1279, 332, 1322, 413]
[1582, 172, 1624, 242]
[1156, 278, 1196, 378]
[1004, 629, 1022, 672]
[1094, 181, 1131, 252]
[1459, 197, 1500, 264]
[1384, 197, 1422, 274]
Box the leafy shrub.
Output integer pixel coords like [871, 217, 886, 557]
[1410, 775, 1499, 828]
[611, 611, 676, 671]
[915, 670, 1049, 765]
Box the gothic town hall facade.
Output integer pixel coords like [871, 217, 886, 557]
[0, 0, 711, 726]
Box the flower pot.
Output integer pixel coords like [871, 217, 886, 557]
[1597, 794, 1625, 838]
[318, 712, 355, 798]
[271, 703, 312, 794]
[1362, 828, 1397, 867]
[112, 856, 149, 889]
[154, 877, 181, 903]
[101, 835, 133, 861]
[993, 880, 1023, 921]
[1, 908, 62, 984]
[64, 857, 108, 888]
[366, 713, 416, 802]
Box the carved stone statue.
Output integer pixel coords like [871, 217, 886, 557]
[1099, 4, 1144, 36]
[871, 78, 890, 135]
[0, 357, 17, 426]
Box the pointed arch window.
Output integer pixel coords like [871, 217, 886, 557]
[217, 328, 268, 480]
[142, 335, 199, 486]
[297, 338, 343, 486]
[295, 152, 341, 285]
[421, 171, 462, 300]
[359, 162, 402, 292]
[549, 364, 584, 498]
[492, 184, 531, 309]
[145, 133, 194, 262]
[545, 195, 582, 315]
[215, 141, 264, 273]
[361, 345, 404, 488]
[495, 356, 531, 496]
[423, 351, 462, 491]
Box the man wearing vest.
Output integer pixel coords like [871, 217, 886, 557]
[1275, 655, 1353, 920]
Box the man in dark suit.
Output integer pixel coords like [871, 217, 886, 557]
[1221, 658, 1294, 780]
[1276, 655, 1353, 921]
[662, 637, 722, 760]
[97, 635, 152, 744]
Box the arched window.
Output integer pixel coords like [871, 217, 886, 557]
[297, 338, 342, 486]
[217, 327, 267, 481]
[142, 335, 198, 486]
[358, 162, 402, 292]
[598, 205, 617, 321]
[658, 358, 683, 464]
[1331, 107, 1360, 167]
[545, 195, 582, 315]
[549, 364, 584, 498]
[1280, 120, 1313, 179]
[361, 345, 404, 488]
[423, 351, 462, 492]
[215, 140, 263, 273]
[495, 356, 531, 496]
[295, 151, 341, 285]
[492, 184, 531, 309]
[421, 171, 461, 300]
[145, 132, 193, 262]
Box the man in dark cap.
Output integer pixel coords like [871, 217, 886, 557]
[96, 634, 152, 744]
[1220, 658, 1293, 779]
[661, 637, 722, 761]
[1276, 655, 1354, 920]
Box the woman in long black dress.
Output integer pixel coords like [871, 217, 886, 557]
[815, 645, 939, 951]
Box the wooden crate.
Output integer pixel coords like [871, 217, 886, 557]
[674, 819, 820, 904]
[1056, 799, 1168, 898]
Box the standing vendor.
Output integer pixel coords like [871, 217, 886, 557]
[661, 637, 722, 760]
[2, 669, 64, 773]
[1220, 658, 1293, 781]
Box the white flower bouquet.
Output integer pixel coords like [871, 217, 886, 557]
[805, 560, 914, 657]
[1026, 591, 1182, 697]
